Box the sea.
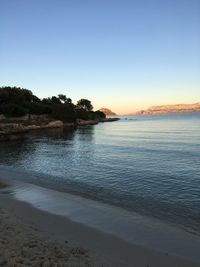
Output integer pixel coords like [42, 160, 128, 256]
[0, 112, 200, 236]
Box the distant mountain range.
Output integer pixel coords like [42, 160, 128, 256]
[136, 102, 200, 115]
[99, 108, 117, 116]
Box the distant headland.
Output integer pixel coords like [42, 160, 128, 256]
[136, 102, 200, 115]
[99, 108, 117, 116]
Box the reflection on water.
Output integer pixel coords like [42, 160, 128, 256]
[0, 113, 200, 234]
[0, 126, 94, 167]
[0, 139, 33, 165]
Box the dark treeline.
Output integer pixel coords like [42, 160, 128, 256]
[0, 86, 105, 122]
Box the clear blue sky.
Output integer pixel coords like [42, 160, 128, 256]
[1, 0, 200, 114]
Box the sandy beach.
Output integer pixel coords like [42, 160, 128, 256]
[0, 208, 92, 266]
[0, 173, 200, 267]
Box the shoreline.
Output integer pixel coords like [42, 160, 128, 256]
[0, 171, 200, 266]
[0, 117, 120, 142]
[0, 165, 199, 237]
[0, 188, 199, 267]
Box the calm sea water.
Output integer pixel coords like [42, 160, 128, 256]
[0, 113, 200, 234]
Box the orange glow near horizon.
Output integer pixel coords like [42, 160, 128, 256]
[94, 96, 200, 115]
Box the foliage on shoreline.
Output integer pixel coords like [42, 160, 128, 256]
[0, 87, 105, 122]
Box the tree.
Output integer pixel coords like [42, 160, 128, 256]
[41, 96, 61, 105]
[51, 96, 61, 104]
[0, 86, 102, 122]
[41, 97, 53, 105]
[58, 94, 67, 103]
[58, 94, 72, 104]
[66, 98, 72, 104]
[76, 99, 93, 111]
[0, 86, 40, 105]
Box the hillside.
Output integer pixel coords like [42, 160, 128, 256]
[99, 108, 116, 116]
[138, 102, 200, 115]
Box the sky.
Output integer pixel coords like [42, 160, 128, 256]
[0, 0, 200, 114]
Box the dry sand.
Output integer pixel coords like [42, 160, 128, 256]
[0, 179, 200, 267]
[0, 207, 92, 267]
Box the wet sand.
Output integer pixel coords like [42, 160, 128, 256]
[0, 173, 200, 267]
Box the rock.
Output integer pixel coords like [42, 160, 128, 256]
[63, 122, 75, 127]
[100, 118, 120, 122]
[26, 125, 40, 130]
[76, 119, 98, 126]
[99, 108, 117, 116]
[45, 120, 64, 128]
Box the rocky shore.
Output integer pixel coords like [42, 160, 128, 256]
[0, 120, 73, 142]
[0, 117, 120, 141]
[77, 117, 119, 126]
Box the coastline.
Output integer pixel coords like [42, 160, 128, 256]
[0, 117, 120, 142]
[0, 169, 200, 266]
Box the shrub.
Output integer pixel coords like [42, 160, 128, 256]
[25, 103, 52, 115]
[51, 104, 76, 122]
[95, 111, 106, 119]
[0, 104, 27, 117]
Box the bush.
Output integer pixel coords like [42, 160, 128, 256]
[95, 111, 106, 119]
[0, 86, 40, 105]
[51, 104, 76, 122]
[25, 103, 52, 115]
[0, 104, 27, 117]
[75, 109, 90, 120]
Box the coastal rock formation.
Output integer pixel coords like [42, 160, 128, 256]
[0, 120, 74, 142]
[76, 118, 120, 126]
[45, 120, 64, 128]
[138, 102, 200, 115]
[77, 119, 98, 126]
[100, 118, 120, 122]
[99, 108, 116, 116]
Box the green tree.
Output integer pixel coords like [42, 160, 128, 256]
[41, 97, 53, 105]
[58, 94, 67, 103]
[58, 94, 72, 104]
[0, 86, 40, 105]
[41, 96, 61, 105]
[76, 99, 93, 111]
[51, 96, 61, 104]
